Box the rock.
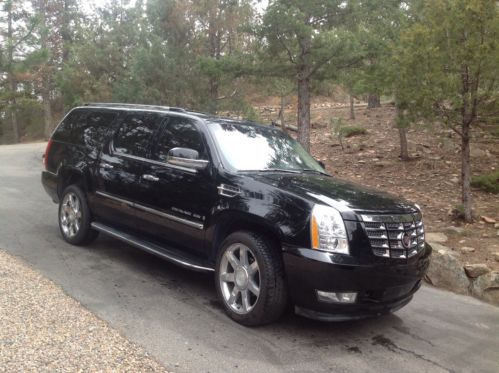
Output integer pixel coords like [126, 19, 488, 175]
[425, 242, 470, 294]
[495, 223, 499, 229]
[460, 247, 475, 254]
[464, 264, 491, 278]
[471, 146, 488, 158]
[471, 271, 499, 306]
[481, 216, 496, 224]
[492, 252, 499, 262]
[426, 232, 448, 243]
[446, 226, 464, 235]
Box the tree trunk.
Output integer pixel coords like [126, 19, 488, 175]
[9, 100, 19, 144]
[297, 74, 311, 151]
[461, 123, 472, 222]
[278, 95, 286, 133]
[367, 94, 381, 109]
[39, 0, 53, 139]
[60, 0, 73, 114]
[207, 5, 221, 113]
[42, 85, 52, 139]
[349, 95, 355, 120]
[7, 0, 19, 143]
[209, 79, 219, 113]
[398, 126, 409, 160]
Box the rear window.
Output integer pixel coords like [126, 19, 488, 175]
[52, 109, 117, 148]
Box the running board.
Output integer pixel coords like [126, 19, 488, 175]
[91, 222, 214, 272]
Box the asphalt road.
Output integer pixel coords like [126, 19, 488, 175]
[1, 142, 498, 373]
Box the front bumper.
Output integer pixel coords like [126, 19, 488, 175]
[283, 244, 431, 321]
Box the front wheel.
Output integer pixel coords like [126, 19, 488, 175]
[215, 231, 288, 326]
[58, 185, 98, 245]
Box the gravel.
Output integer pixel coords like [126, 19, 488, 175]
[0, 249, 169, 372]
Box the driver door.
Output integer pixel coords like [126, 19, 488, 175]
[134, 115, 217, 256]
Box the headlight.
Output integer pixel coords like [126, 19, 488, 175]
[310, 204, 349, 254]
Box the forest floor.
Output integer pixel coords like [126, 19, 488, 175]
[256, 99, 499, 271]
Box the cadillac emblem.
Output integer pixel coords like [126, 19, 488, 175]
[401, 232, 412, 249]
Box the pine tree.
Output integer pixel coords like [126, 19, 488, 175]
[396, 0, 499, 221]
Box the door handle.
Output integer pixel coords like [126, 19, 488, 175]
[102, 162, 114, 170]
[142, 174, 159, 182]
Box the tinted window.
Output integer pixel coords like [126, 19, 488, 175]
[113, 113, 161, 158]
[52, 109, 88, 143]
[154, 117, 206, 162]
[53, 109, 116, 148]
[82, 111, 117, 149]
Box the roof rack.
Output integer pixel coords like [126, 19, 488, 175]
[84, 103, 186, 113]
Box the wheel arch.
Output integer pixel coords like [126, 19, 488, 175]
[208, 210, 283, 261]
[57, 166, 91, 198]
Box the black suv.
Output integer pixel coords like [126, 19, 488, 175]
[42, 103, 431, 326]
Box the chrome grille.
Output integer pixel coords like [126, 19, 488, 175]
[362, 213, 425, 259]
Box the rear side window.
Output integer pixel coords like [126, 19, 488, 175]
[153, 117, 206, 162]
[82, 111, 117, 149]
[53, 109, 116, 148]
[113, 113, 161, 158]
[52, 109, 87, 143]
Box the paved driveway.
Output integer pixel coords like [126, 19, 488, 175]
[0, 142, 498, 373]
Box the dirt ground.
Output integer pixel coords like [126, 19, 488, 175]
[257, 99, 499, 270]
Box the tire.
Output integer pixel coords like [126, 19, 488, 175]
[58, 184, 99, 245]
[215, 231, 288, 326]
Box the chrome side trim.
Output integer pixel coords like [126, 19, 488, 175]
[113, 151, 198, 174]
[90, 222, 214, 272]
[95, 191, 133, 207]
[95, 191, 204, 230]
[134, 203, 204, 230]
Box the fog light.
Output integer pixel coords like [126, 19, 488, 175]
[316, 290, 357, 304]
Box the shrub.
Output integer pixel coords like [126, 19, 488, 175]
[471, 171, 499, 194]
[340, 126, 367, 138]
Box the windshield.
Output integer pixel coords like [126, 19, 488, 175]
[208, 121, 325, 173]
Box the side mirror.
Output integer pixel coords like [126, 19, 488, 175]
[167, 147, 209, 171]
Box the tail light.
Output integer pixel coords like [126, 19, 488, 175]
[43, 138, 53, 170]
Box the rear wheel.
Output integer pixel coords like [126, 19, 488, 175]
[215, 231, 287, 326]
[59, 185, 98, 245]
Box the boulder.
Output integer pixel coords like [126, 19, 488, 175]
[471, 271, 499, 306]
[493, 252, 499, 262]
[426, 232, 448, 243]
[459, 247, 475, 254]
[464, 264, 491, 278]
[425, 242, 470, 294]
[481, 216, 496, 224]
[446, 226, 464, 235]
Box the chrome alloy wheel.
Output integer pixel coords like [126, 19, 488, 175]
[219, 243, 261, 314]
[60, 192, 82, 238]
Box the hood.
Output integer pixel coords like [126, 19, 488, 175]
[251, 173, 418, 220]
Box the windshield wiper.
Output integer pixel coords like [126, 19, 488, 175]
[301, 169, 329, 176]
[240, 168, 301, 174]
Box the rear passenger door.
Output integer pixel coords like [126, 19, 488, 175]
[93, 112, 163, 230]
[134, 115, 217, 255]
